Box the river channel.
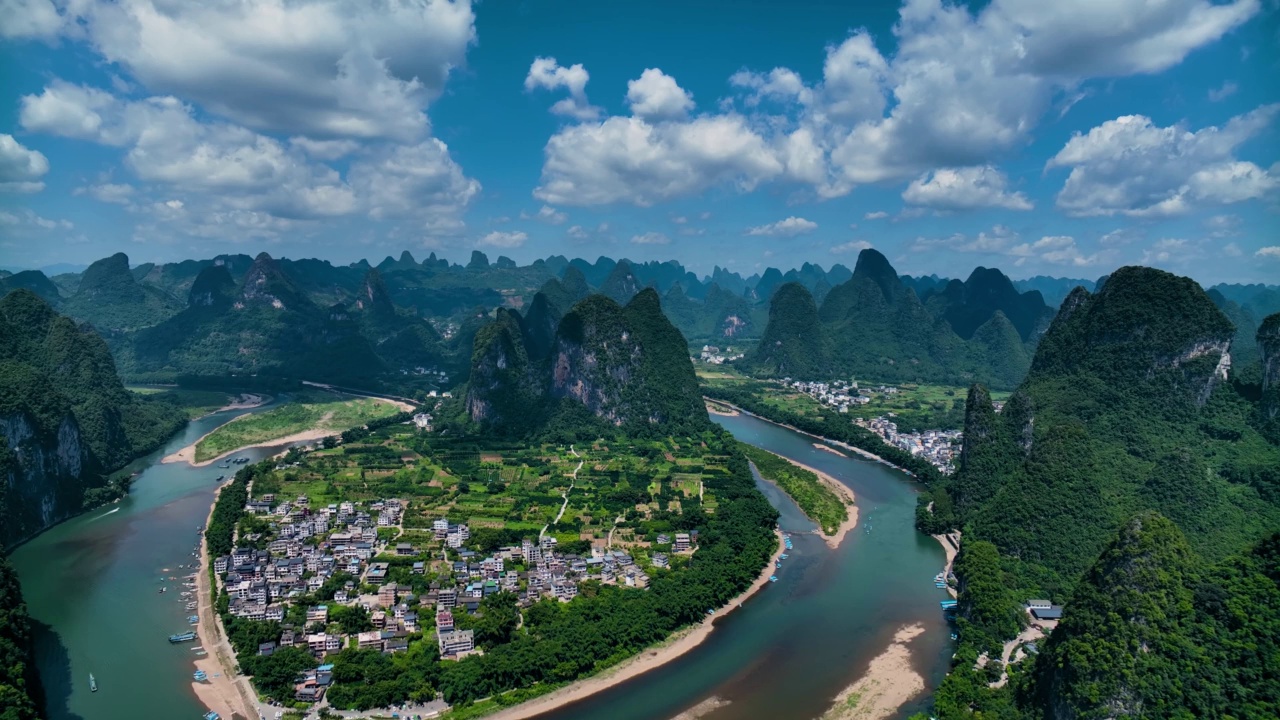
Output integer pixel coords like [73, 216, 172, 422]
[11, 401, 289, 720]
[13, 404, 953, 720]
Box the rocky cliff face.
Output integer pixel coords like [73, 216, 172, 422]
[465, 289, 707, 435]
[1260, 313, 1280, 421]
[0, 412, 91, 547]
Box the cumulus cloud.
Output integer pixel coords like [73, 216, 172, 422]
[864, 211, 889, 220]
[532, 0, 1259, 206]
[75, 182, 135, 204]
[478, 230, 527, 248]
[1208, 81, 1238, 102]
[0, 133, 49, 192]
[902, 166, 1033, 210]
[1256, 246, 1280, 259]
[13, 0, 477, 141]
[522, 205, 566, 224]
[0, 0, 63, 39]
[1008, 235, 1100, 266]
[525, 57, 601, 121]
[1048, 105, 1279, 216]
[536, 114, 784, 206]
[746, 216, 818, 236]
[627, 69, 695, 120]
[630, 231, 671, 245]
[830, 240, 873, 254]
[910, 224, 1020, 254]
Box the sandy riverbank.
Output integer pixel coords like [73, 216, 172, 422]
[164, 395, 407, 467]
[192, 486, 257, 720]
[932, 531, 961, 598]
[821, 624, 927, 720]
[757, 450, 859, 550]
[483, 529, 786, 720]
[164, 426, 334, 467]
[814, 443, 847, 457]
[704, 400, 740, 416]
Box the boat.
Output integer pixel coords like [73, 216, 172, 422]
[204, 712, 221, 720]
[158, 587, 166, 593]
[169, 631, 197, 643]
[89, 673, 97, 692]
[780, 554, 788, 559]
[769, 575, 778, 582]
[193, 670, 208, 681]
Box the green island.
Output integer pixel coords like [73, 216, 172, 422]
[738, 442, 848, 536]
[193, 391, 402, 463]
[128, 385, 243, 419]
[205, 416, 776, 713]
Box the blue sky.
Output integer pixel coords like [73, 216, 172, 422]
[1, 0, 1278, 283]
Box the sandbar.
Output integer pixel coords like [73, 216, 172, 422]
[821, 623, 927, 720]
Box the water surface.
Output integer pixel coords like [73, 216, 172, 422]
[12, 403, 288, 720]
[534, 411, 954, 720]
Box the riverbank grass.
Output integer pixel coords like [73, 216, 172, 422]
[193, 392, 397, 462]
[739, 442, 847, 535]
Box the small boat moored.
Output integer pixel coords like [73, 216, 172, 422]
[169, 631, 197, 643]
[89, 673, 97, 692]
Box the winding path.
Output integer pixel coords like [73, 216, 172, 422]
[540, 445, 583, 540]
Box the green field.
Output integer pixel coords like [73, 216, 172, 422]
[698, 367, 1009, 432]
[128, 386, 239, 419]
[194, 392, 400, 462]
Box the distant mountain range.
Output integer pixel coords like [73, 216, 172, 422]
[2, 250, 1274, 396]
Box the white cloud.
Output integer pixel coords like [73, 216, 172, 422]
[630, 231, 671, 245]
[478, 231, 527, 248]
[566, 225, 588, 240]
[535, 114, 784, 206]
[534, 0, 1257, 206]
[902, 165, 1033, 210]
[910, 224, 1021, 254]
[1223, 242, 1242, 257]
[626, 69, 695, 120]
[349, 139, 479, 226]
[525, 57, 600, 121]
[1208, 81, 1238, 102]
[75, 182, 135, 204]
[830, 240, 873, 254]
[289, 137, 361, 160]
[0, 133, 49, 192]
[746, 216, 818, 236]
[1204, 214, 1242, 237]
[522, 205, 566, 225]
[864, 211, 889, 220]
[0, 208, 72, 231]
[0, 0, 63, 39]
[1256, 246, 1280, 259]
[21, 0, 476, 142]
[1048, 105, 1280, 216]
[1008, 235, 1100, 267]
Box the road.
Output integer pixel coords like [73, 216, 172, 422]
[540, 445, 583, 540]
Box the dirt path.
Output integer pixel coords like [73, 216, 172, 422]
[932, 531, 962, 598]
[192, 486, 256, 720]
[540, 445, 582, 540]
[991, 624, 1046, 688]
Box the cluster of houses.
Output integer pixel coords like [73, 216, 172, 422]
[854, 416, 962, 473]
[698, 345, 745, 364]
[781, 378, 961, 473]
[214, 493, 695, 702]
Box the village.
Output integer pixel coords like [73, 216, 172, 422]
[210, 435, 711, 706]
[781, 379, 963, 473]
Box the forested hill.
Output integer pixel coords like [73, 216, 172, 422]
[0, 290, 186, 547]
[461, 288, 709, 438]
[915, 267, 1280, 720]
[748, 249, 1049, 388]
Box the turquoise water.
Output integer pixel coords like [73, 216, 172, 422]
[12, 403, 288, 720]
[13, 406, 953, 720]
[534, 411, 954, 720]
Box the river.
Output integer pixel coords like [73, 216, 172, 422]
[10, 402, 291, 720]
[12, 405, 953, 720]
[534, 411, 954, 720]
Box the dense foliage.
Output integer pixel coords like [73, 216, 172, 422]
[463, 289, 711, 439]
[918, 267, 1280, 720]
[0, 549, 41, 720]
[747, 249, 1042, 389]
[738, 442, 847, 535]
[0, 290, 186, 546]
